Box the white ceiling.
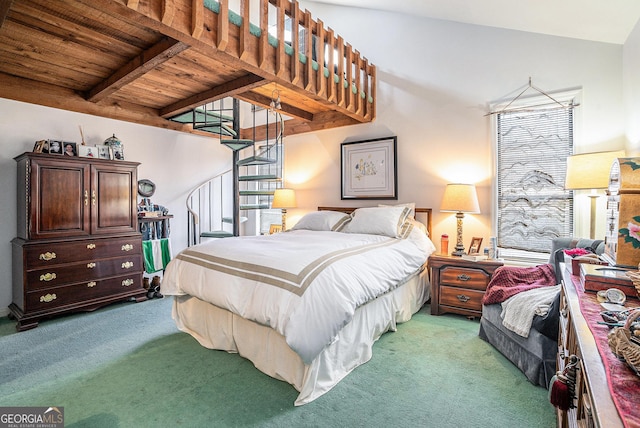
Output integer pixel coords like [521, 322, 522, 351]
[308, 0, 640, 45]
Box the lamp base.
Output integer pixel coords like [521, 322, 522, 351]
[451, 247, 466, 257]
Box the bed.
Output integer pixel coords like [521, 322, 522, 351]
[161, 205, 435, 405]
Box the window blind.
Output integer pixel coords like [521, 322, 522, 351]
[497, 106, 574, 253]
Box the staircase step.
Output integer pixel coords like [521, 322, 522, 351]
[170, 109, 234, 125]
[238, 174, 282, 182]
[195, 125, 236, 137]
[239, 190, 275, 196]
[237, 156, 277, 166]
[221, 139, 254, 151]
[240, 204, 270, 210]
[221, 216, 248, 224]
[200, 230, 235, 238]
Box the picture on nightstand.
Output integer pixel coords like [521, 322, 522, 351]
[468, 237, 483, 254]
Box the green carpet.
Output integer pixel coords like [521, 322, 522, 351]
[0, 298, 556, 427]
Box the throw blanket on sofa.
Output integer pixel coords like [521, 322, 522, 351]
[482, 264, 557, 305]
[500, 285, 561, 337]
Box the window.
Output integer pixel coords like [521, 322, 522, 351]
[495, 97, 576, 259]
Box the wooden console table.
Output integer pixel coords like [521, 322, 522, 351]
[558, 265, 638, 428]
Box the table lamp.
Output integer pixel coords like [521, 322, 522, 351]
[565, 150, 624, 239]
[441, 183, 480, 256]
[271, 188, 297, 230]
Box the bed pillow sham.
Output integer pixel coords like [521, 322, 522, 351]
[378, 202, 416, 219]
[291, 210, 351, 231]
[341, 206, 411, 238]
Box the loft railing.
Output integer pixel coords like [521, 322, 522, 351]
[125, 0, 376, 122]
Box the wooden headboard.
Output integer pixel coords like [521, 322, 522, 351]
[318, 206, 433, 238]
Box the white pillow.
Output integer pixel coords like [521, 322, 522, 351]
[378, 202, 416, 219]
[341, 206, 411, 238]
[291, 211, 351, 231]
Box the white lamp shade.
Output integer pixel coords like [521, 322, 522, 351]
[565, 150, 625, 190]
[440, 183, 480, 213]
[272, 188, 297, 209]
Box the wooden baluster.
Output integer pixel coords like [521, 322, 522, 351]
[217, 0, 229, 50]
[316, 19, 326, 98]
[192, 0, 204, 39]
[259, 0, 269, 69]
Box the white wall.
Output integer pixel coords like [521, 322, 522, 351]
[0, 100, 231, 314]
[286, 1, 627, 242]
[624, 19, 640, 152]
[0, 5, 634, 315]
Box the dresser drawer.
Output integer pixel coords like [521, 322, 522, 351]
[23, 236, 142, 269]
[440, 266, 491, 291]
[26, 254, 143, 290]
[439, 286, 485, 312]
[24, 274, 143, 312]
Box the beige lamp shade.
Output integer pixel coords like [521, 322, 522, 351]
[565, 150, 625, 190]
[440, 183, 480, 214]
[272, 188, 297, 209]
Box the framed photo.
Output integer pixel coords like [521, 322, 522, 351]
[95, 145, 111, 159]
[341, 136, 397, 200]
[468, 237, 483, 254]
[32, 140, 46, 153]
[78, 145, 97, 158]
[63, 142, 77, 157]
[112, 146, 124, 160]
[269, 224, 283, 234]
[46, 139, 63, 155]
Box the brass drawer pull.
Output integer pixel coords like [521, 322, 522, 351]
[84, 190, 89, 206]
[122, 279, 134, 287]
[87, 243, 96, 250]
[121, 261, 134, 269]
[456, 294, 471, 303]
[39, 272, 57, 282]
[121, 244, 134, 252]
[457, 274, 471, 281]
[39, 252, 57, 261]
[92, 190, 96, 206]
[40, 293, 57, 303]
[87, 262, 96, 268]
[87, 281, 96, 288]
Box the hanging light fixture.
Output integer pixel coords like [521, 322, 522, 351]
[269, 85, 281, 114]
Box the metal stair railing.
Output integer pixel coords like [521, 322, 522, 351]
[186, 169, 234, 246]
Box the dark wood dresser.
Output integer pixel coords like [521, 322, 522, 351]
[10, 152, 146, 331]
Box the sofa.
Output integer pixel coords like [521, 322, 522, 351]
[478, 237, 604, 388]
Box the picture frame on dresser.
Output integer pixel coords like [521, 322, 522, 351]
[95, 144, 111, 159]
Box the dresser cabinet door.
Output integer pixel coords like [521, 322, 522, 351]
[29, 157, 90, 239]
[91, 163, 138, 235]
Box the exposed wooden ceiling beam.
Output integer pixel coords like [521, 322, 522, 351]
[235, 91, 314, 122]
[160, 73, 266, 118]
[86, 36, 189, 102]
[241, 110, 359, 141]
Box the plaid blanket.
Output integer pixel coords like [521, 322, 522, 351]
[482, 264, 557, 305]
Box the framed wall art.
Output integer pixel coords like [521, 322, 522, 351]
[341, 136, 397, 200]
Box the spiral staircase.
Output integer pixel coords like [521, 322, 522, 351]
[175, 98, 284, 245]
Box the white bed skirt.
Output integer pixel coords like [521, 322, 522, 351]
[171, 270, 429, 405]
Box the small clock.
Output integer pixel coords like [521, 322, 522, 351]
[137, 179, 156, 197]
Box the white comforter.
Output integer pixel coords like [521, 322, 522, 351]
[162, 229, 435, 364]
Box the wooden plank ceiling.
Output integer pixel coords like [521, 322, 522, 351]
[0, 0, 376, 140]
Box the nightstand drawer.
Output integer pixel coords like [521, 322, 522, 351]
[440, 286, 484, 312]
[440, 266, 491, 291]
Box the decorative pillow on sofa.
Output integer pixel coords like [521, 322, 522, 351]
[341, 206, 411, 238]
[291, 211, 351, 232]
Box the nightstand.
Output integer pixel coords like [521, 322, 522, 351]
[428, 255, 503, 318]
